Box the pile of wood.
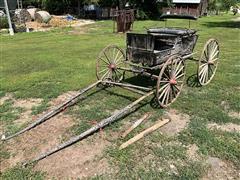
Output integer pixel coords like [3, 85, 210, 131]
[13, 9, 31, 24]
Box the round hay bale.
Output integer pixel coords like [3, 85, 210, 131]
[27, 8, 40, 21]
[35, 11, 51, 23]
[14, 9, 31, 23]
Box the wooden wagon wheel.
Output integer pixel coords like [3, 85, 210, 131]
[198, 39, 220, 86]
[96, 45, 126, 82]
[156, 56, 185, 108]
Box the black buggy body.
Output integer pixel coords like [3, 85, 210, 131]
[126, 27, 198, 67]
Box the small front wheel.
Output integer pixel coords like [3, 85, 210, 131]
[156, 56, 185, 108]
[96, 45, 126, 82]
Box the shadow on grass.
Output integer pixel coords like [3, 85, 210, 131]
[186, 74, 202, 87]
[202, 20, 240, 28]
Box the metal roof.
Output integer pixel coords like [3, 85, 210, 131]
[172, 0, 201, 3]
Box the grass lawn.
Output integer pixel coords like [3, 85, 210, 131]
[0, 14, 239, 179]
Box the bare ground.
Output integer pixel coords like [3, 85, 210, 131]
[34, 133, 113, 179]
[160, 109, 190, 137]
[186, 144, 200, 161]
[207, 123, 240, 133]
[0, 91, 118, 178]
[202, 157, 240, 180]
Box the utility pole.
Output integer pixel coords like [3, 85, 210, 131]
[4, 0, 14, 35]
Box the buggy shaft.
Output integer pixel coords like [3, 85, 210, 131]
[25, 90, 154, 165]
[2, 80, 101, 141]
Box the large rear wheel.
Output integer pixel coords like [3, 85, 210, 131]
[198, 39, 220, 86]
[156, 56, 185, 108]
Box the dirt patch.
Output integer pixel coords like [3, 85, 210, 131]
[228, 111, 240, 119]
[34, 133, 112, 179]
[220, 101, 230, 111]
[1, 91, 115, 178]
[160, 109, 190, 137]
[13, 98, 42, 110]
[187, 144, 200, 161]
[0, 93, 13, 106]
[26, 17, 95, 32]
[202, 157, 240, 180]
[207, 123, 240, 133]
[49, 91, 79, 106]
[233, 17, 240, 21]
[0, 114, 75, 172]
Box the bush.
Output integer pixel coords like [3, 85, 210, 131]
[136, 9, 149, 20]
[0, 17, 9, 29]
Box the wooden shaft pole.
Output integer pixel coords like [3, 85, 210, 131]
[119, 118, 170, 150]
[102, 80, 152, 91]
[2, 81, 101, 141]
[24, 91, 154, 165]
[121, 113, 150, 138]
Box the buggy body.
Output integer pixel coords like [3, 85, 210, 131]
[126, 27, 198, 67]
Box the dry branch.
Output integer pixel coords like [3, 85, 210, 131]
[119, 118, 170, 150]
[121, 113, 150, 138]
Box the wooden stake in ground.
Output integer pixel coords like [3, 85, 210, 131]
[121, 113, 151, 138]
[119, 118, 170, 150]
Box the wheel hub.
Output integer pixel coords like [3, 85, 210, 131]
[207, 61, 214, 65]
[169, 79, 177, 85]
[108, 63, 116, 70]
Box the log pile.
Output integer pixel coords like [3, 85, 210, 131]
[13, 9, 31, 24]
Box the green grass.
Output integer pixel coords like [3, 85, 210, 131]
[0, 14, 240, 179]
[0, 166, 45, 180]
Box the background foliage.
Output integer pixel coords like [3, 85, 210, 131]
[16, 0, 240, 18]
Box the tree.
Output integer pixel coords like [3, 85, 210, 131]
[208, 0, 238, 14]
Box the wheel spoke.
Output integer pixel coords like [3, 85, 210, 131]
[175, 64, 184, 78]
[174, 61, 182, 76]
[114, 50, 121, 63]
[211, 57, 219, 63]
[211, 50, 219, 60]
[159, 80, 170, 83]
[204, 50, 208, 61]
[210, 43, 218, 59]
[208, 64, 214, 76]
[163, 86, 171, 105]
[199, 63, 207, 69]
[173, 84, 180, 93]
[175, 72, 185, 80]
[158, 83, 169, 93]
[115, 54, 124, 64]
[204, 66, 209, 83]
[200, 66, 208, 83]
[160, 85, 170, 103]
[99, 68, 108, 74]
[199, 64, 207, 76]
[103, 51, 111, 63]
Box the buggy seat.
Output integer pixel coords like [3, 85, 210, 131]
[147, 28, 196, 36]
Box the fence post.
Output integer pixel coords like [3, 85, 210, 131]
[4, 0, 14, 35]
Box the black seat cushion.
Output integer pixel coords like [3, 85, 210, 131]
[147, 28, 196, 36]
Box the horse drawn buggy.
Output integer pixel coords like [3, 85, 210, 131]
[97, 14, 220, 107]
[2, 14, 220, 164]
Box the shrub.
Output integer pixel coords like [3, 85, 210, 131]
[0, 17, 9, 29]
